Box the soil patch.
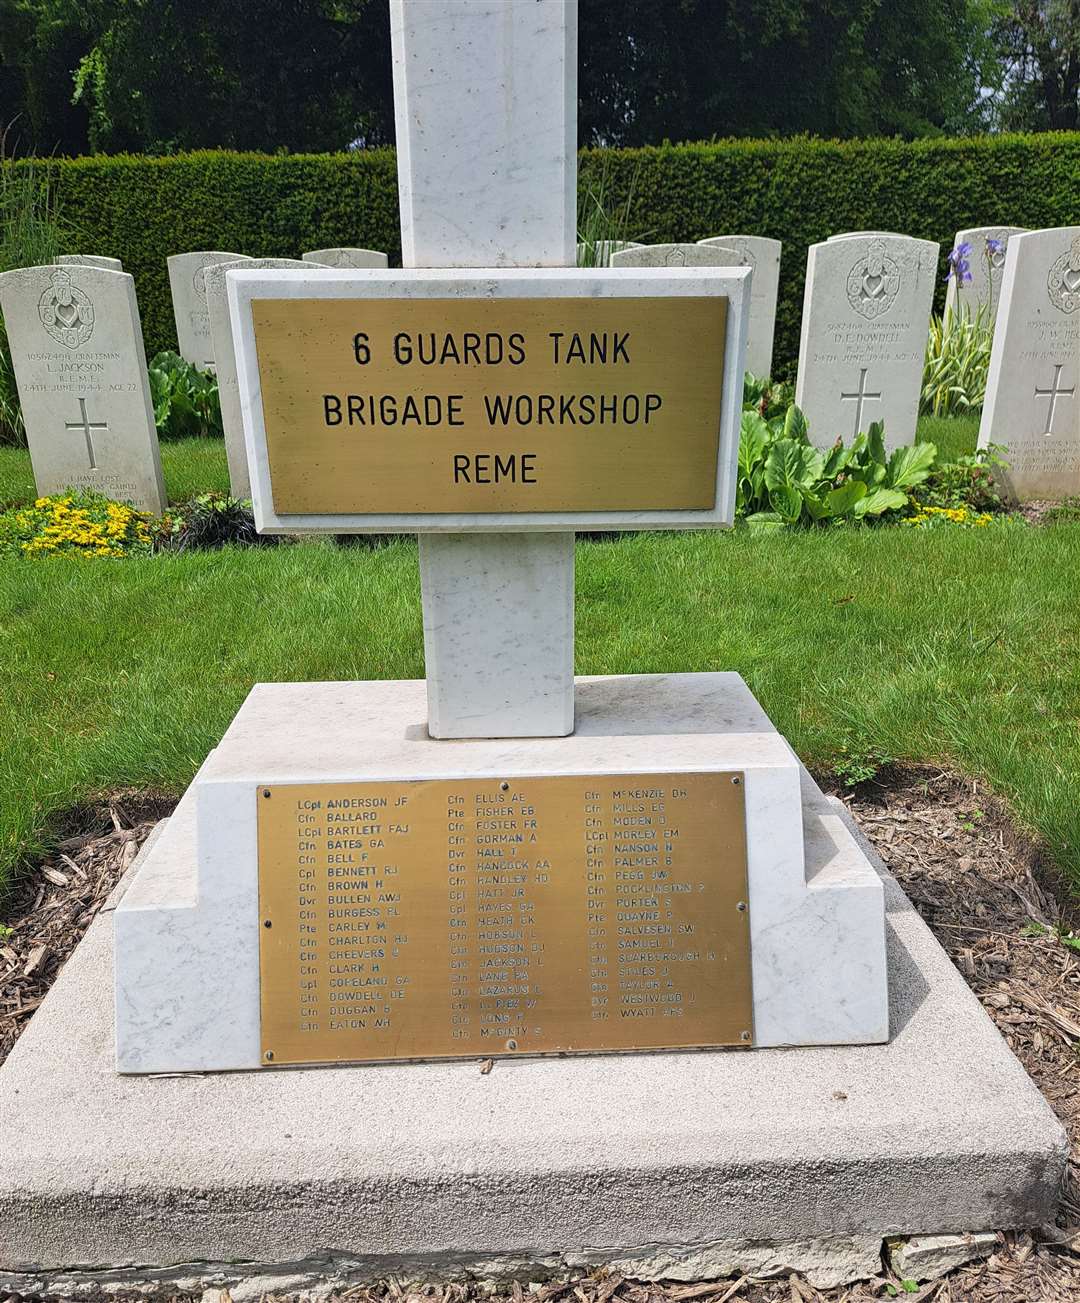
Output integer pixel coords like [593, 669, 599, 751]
[1, 770, 1077, 1300]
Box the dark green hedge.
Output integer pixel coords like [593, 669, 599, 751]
[23, 134, 1080, 377]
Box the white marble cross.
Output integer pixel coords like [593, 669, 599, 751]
[391, 0, 577, 740]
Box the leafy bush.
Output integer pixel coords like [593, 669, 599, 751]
[0, 490, 155, 558]
[7, 133, 1080, 369]
[743, 371, 795, 422]
[160, 492, 273, 551]
[921, 304, 993, 417]
[911, 446, 1011, 515]
[1, 137, 69, 446]
[148, 351, 222, 439]
[737, 406, 936, 529]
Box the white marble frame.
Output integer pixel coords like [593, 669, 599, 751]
[229, 266, 750, 534]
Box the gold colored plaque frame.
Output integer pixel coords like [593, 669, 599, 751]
[251, 295, 727, 515]
[257, 771, 752, 1067]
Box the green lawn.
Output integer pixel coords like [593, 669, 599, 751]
[4, 521, 1080, 901]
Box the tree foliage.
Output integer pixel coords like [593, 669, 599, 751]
[1, 0, 1004, 156]
[993, 1, 1080, 130]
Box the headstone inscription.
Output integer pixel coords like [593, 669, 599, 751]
[302, 248, 389, 268]
[979, 227, 1080, 499]
[796, 234, 939, 450]
[58, 254, 123, 271]
[0, 265, 165, 512]
[205, 257, 314, 498]
[943, 226, 1028, 324]
[167, 252, 248, 369]
[697, 236, 782, 378]
[113, 0, 887, 1076]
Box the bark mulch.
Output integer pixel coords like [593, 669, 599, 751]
[1, 771, 1078, 1301]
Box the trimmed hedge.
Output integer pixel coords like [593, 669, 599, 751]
[21, 134, 1080, 377]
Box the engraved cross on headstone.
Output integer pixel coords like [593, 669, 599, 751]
[1034, 363, 1075, 435]
[64, 397, 108, 470]
[840, 368, 882, 439]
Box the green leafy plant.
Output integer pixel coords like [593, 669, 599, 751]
[832, 743, 895, 789]
[160, 492, 272, 551]
[743, 371, 794, 422]
[922, 303, 993, 417]
[148, 351, 222, 440]
[911, 444, 1010, 514]
[737, 406, 937, 529]
[576, 157, 647, 266]
[0, 129, 69, 446]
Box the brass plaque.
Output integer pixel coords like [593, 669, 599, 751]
[251, 295, 727, 514]
[257, 772, 751, 1066]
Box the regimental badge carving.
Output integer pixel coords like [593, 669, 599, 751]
[662, 246, 690, 267]
[1047, 237, 1080, 314]
[193, 256, 220, 304]
[985, 229, 1011, 276]
[730, 240, 757, 274]
[847, 240, 901, 320]
[38, 269, 94, 349]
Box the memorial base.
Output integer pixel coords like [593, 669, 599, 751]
[0, 782, 1066, 1290]
[110, 673, 888, 1071]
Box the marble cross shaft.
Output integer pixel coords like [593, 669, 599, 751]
[391, 0, 578, 740]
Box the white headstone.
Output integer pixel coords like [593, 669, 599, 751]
[697, 236, 782, 378]
[796, 234, 939, 449]
[979, 227, 1080, 498]
[611, 242, 728, 268]
[302, 248, 389, 268]
[0, 265, 164, 511]
[577, 239, 643, 266]
[167, 252, 248, 369]
[827, 231, 903, 241]
[206, 258, 312, 498]
[943, 226, 1028, 324]
[58, 254, 123, 271]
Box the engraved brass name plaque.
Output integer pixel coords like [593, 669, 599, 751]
[257, 772, 752, 1066]
[251, 296, 726, 515]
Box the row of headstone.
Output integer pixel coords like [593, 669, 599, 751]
[0, 249, 390, 514]
[1, 227, 1074, 510]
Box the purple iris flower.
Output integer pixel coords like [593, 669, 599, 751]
[945, 241, 973, 284]
[985, 237, 1003, 257]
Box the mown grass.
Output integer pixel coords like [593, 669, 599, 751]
[3, 520, 1080, 900]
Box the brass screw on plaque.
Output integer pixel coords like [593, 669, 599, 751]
[263, 919, 272, 928]
[265, 1050, 274, 1062]
[736, 901, 747, 912]
[500, 781, 510, 792]
[262, 788, 271, 799]
[731, 776, 741, 786]
[505, 1038, 518, 1050]
[740, 1031, 752, 1043]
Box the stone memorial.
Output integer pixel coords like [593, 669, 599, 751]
[697, 235, 782, 378]
[0, 264, 165, 511]
[827, 231, 904, 240]
[205, 256, 314, 498]
[979, 226, 1080, 498]
[943, 226, 1028, 323]
[0, 2, 1066, 1295]
[58, 253, 123, 271]
[796, 233, 939, 449]
[303, 247, 389, 268]
[167, 251, 248, 368]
